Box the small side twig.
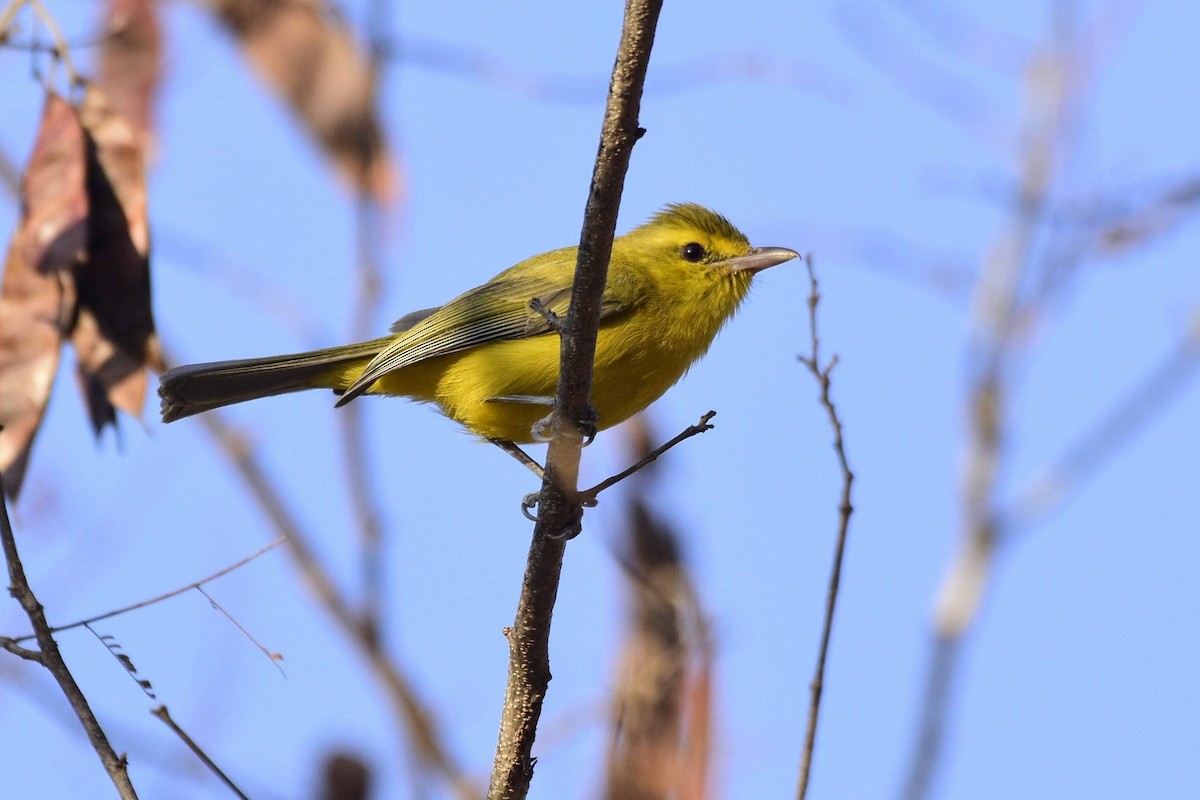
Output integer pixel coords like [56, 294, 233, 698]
[197, 586, 285, 675]
[85, 626, 251, 797]
[795, 257, 855, 800]
[0, 468, 138, 798]
[8, 537, 284, 643]
[580, 411, 716, 504]
[85, 625, 156, 700]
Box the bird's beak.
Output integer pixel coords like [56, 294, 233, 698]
[723, 246, 801, 274]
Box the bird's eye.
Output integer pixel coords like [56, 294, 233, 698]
[681, 242, 706, 263]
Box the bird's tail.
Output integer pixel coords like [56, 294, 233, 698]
[159, 337, 391, 422]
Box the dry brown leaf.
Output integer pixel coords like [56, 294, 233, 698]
[17, 93, 89, 274]
[0, 93, 87, 497]
[210, 0, 398, 203]
[72, 83, 160, 432]
[79, 83, 150, 255]
[98, 0, 163, 157]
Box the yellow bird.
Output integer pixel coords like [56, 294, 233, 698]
[159, 203, 798, 444]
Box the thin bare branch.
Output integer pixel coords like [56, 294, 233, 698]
[197, 586, 285, 675]
[487, 1, 664, 797]
[85, 625, 156, 699]
[8, 537, 284, 643]
[795, 258, 855, 800]
[1089, 176, 1200, 256]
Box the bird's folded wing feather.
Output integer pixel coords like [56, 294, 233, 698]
[339, 274, 628, 403]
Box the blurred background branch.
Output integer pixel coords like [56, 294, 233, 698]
[604, 418, 713, 800]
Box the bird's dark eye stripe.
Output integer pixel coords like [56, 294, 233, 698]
[681, 242, 706, 262]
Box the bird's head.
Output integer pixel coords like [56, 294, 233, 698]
[622, 203, 799, 304]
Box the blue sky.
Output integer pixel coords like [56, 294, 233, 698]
[0, 1, 1197, 798]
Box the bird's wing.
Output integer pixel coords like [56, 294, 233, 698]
[337, 274, 629, 404]
[389, 305, 442, 333]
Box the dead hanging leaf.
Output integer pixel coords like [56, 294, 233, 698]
[73, 83, 160, 433]
[17, 93, 89, 274]
[98, 0, 163, 157]
[0, 93, 87, 498]
[209, 0, 398, 203]
[0, 87, 161, 495]
[79, 83, 150, 256]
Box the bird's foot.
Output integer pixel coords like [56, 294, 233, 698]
[531, 404, 598, 445]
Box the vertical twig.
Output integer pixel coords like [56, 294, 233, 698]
[795, 259, 855, 800]
[486, 1, 664, 797]
[0, 472, 139, 798]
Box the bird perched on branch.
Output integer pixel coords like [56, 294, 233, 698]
[159, 203, 798, 445]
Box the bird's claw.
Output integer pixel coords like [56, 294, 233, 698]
[519, 491, 584, 539]
[530, 404, 600, 445]
[521, 492, 540, 521]
[579, 404, 599, 446]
